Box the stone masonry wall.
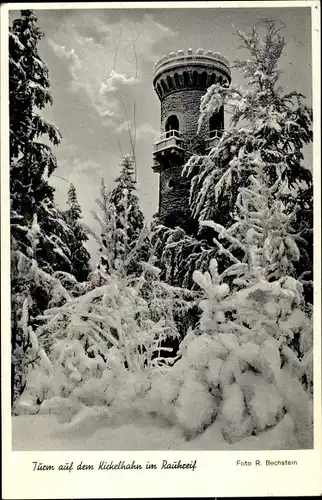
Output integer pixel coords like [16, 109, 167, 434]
[158, 89, 212, 231]
[159, 165, 191, 231]
[161, 89, 209, 147]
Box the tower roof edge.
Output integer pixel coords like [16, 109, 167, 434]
[153, 48, 231, 78]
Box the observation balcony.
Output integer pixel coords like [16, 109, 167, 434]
[152, 130, 184, 172]
[205, 129, 223, 152]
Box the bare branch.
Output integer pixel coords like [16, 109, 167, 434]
[130, 22, 138, 181]
[113, 25, 123, 73]
[117, 138, 124, 158]
[133, 100, 137, 181]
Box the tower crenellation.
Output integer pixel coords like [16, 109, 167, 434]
[152, 48, 231, 232]
[153, 48, 231, 73]
[153, 48, 231, 100]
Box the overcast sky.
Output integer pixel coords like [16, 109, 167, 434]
[10, 6, 312, 263]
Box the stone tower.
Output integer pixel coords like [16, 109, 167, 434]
[152, 48, 231, 232]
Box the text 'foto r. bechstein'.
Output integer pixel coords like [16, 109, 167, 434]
[236, 459, 299, 467]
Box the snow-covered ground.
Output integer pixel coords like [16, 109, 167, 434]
[12, 405, 306, 451]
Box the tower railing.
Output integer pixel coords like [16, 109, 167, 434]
[153, 129, 184, 154]
[205, 129, 223, 150]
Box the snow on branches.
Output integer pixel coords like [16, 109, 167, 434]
[187, 22, 312, 225]
[11, 241, 74, 408]
[89, 156, 148, 280]
[147, 158, 313, 447]
[16, 247, 196, 419]
[201, 160, 304, 284]
[176, 255, 313, 446]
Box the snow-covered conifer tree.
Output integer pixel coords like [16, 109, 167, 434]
[64, 183, 91, 283]
[10, 10, 61, 223]
[90, 155, 149, 280]
[9, 11, 80, 404]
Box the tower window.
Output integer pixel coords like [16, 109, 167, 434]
[165, 115, 179, 137]
[167, 75, 174, 90]
[209, 114, 217, 138]
[167, 178, 175, 191]
[209, 73, 216, 86]
[200, 71, 208, 87]
[174, 73, 180, 88]
[209, 107, 224, 137]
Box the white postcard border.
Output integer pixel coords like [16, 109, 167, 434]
[1, 2, 321, 498]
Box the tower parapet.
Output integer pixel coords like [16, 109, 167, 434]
[153, 48, 231, 100]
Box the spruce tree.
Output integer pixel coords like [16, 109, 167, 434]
[64, 183, 91, 282]
[188, 22, 312, 225]
[9, 10, 76, 404]
[109, 154, 145, 263]
[92, 155, 148, 279]
[9, 10, 74, 276]
[10, 10, 61, 222]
